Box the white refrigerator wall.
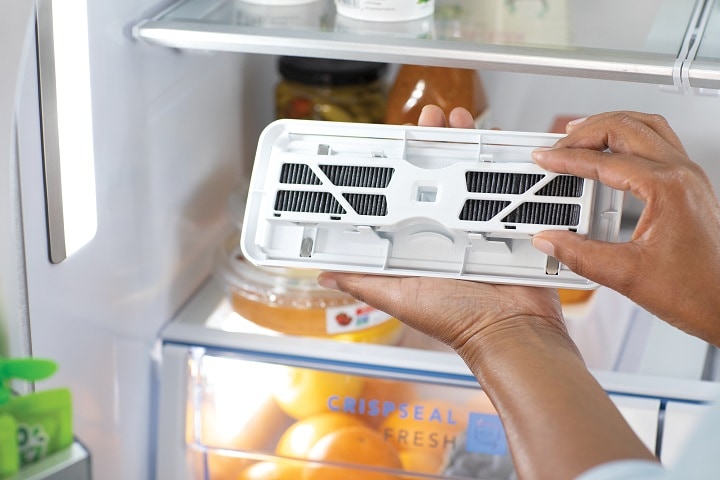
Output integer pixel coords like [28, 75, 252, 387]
[4, 2, 720, 480]
[17, 1, 275, 478]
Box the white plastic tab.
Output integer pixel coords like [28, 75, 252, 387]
[241, 120, 624, 289]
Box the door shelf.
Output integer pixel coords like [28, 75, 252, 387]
[133, 0, 720, 88]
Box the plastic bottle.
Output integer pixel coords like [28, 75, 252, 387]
[384, 65, 490, 128]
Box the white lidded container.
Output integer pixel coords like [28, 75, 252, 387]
[242, 0, 320, 6]
[334, 0, 435, 22]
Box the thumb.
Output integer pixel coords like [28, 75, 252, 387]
[532, 231, 638, 290]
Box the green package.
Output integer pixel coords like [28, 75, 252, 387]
[0, 358, 73, 474]
[0, 414, 18, 476]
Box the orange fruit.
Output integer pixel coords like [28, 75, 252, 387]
[378, 399, 466, 464]
[352, 377, 417, 428]
[275, 412, 366, 458]
[303, 424, 402, 480]
[272, 367, 365, 420]
[399, 450, 443, 475]
[205, 451, 252, 480]
[237, 460, 301, 480]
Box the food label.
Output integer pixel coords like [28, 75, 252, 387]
[325, 303, 392, 334]
[465, 412, 508, 455]
[17, 423, 49, 465]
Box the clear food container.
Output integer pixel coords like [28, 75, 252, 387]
[216, 234, 405, 345]
[334, 0, 435, 22]
[275, 56, 388, 124]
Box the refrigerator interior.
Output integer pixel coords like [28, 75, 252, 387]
[2, 0, 719, 479]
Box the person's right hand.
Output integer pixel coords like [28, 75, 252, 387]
[531, 111, 720, 346]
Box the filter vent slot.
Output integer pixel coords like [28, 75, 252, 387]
[274, 190, 345, 215]
[343, 193, 388, 216]
[536, 176, 584, 197]
[465, 172, 543, 194]
[503, 203, 580, 226]
[280, 163, 321, 185]
[459, 200, 511, 222]
[320, 165, 394, 188]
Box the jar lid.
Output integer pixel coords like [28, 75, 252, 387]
[278, 56, 387, 87]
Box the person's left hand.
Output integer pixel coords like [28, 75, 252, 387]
[317, 105, 570, 363]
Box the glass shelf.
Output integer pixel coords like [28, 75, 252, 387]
[134, 0, 708, 86]
[688, 0, 720, 89]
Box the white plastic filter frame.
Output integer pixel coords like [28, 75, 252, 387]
[241, 119, 624, 289]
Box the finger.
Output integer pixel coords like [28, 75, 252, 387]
[532, 148, 661, 201]
[418, 105, 447, 127]
[318, 272, 419, 321]
[566, 112, 687, 154]
[556, 112, 688, 163]
[448, 107, 476, 129]
[532, 231, 641, 294]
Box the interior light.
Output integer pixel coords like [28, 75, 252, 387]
[48, 0, 97, 260]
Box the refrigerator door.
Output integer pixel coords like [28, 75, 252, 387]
[21, 0, 265, 478]
[1, 2, 93, 478]
[0, 0, 35, 362]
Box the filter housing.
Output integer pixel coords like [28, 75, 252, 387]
[241, 119, 624, 289]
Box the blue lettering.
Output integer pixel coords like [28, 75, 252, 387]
[357, 398, 366, 415]
[429, 408, 443, 423]
[414, 405, 424, 421]
[382, 401, 396, 417]
[399, 403, 409, 419]
[328, 395, 340, 411]
[447, 409, 457, 425]
[343, 397, 357, 414]
[368, 399, 379, 416]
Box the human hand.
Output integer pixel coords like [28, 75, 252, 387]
[318, 106, 655, 478]
[317, 105, 571, 363]
[531, 111, 720, 346]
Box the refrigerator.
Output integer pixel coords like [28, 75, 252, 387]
[2, 0, 720, 478]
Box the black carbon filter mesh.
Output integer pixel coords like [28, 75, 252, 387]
[279, 163, 321, 185]
[320, 165, 394, 188]
[503, 203, 581, 226]
[459, 200, 511, 222]
[465, 172, 543, 194]
[274, 190, 346, 214]
[536, 176, 584, 197]
[343, 193, 388, 216]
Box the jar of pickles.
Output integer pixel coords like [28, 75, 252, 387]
[275, 56, 388, 123]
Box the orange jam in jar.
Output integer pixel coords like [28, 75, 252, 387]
[216, 235, 404, 345]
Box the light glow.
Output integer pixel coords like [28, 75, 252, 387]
[51, 0, 97, 258]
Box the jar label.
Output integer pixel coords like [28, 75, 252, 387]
[325, 302, 393, 333]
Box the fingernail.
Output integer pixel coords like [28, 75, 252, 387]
[532, 237, 555, 256]
[567, 117, 588, 126]
[317, 274, 340, 291]
[531, 147, 553, 161]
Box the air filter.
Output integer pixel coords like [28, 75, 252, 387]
[241, 119, 624, 289]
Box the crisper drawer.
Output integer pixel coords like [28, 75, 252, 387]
[186, 350, 512, 480]
[155, 279, 719, 479]
[157, 342, 662, 480]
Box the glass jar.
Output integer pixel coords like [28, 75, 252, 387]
[384, 65, 490, 128]
[216, 234, 405, 345]
[275, 56, 388, 123]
